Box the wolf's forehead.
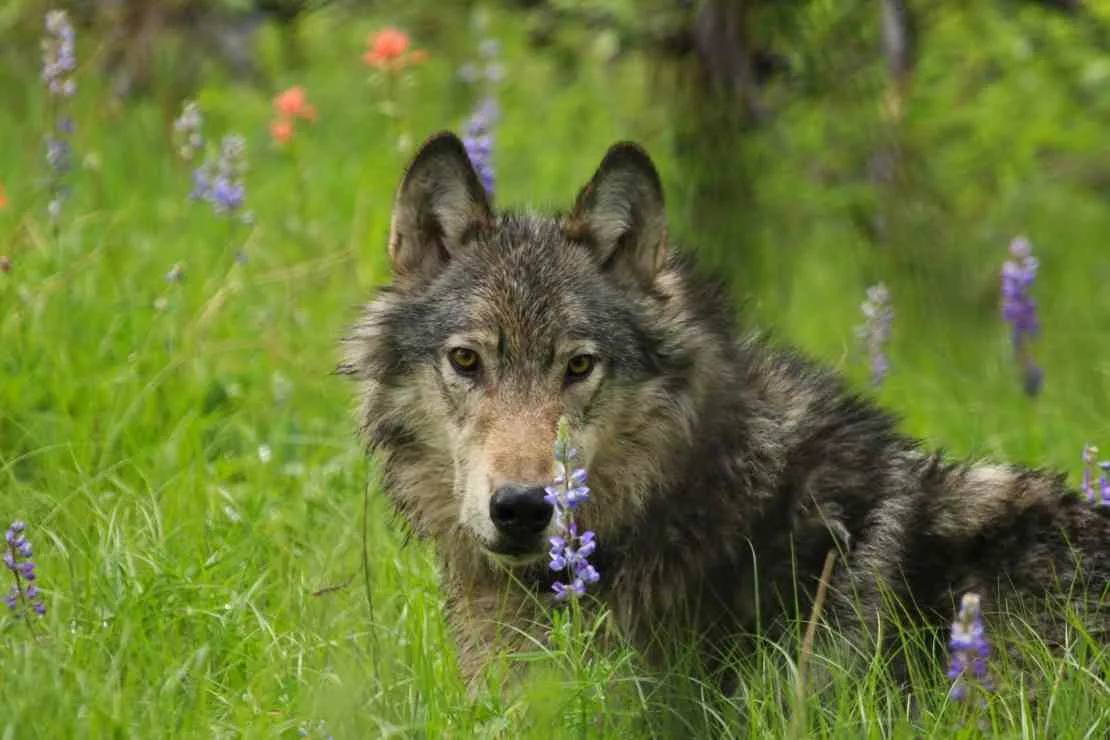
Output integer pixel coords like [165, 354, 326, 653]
[435, 217, 598, 340]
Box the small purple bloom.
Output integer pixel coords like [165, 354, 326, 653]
[42, 10, 77, 98]
[857, 283, 893, 387]
[191, 134, 250, 221]
[463, 97, 498, 197]
[4, 520, 46, 618]
[547, 420, 599, 601]
[1001, 236, 1042, 396]
[1099, 462, 1110, 507]
[1081, 444, 1098, 503]
[173, 101, 204, 161]
[41, 9, 76, 225]
[947, 593, 992, 700]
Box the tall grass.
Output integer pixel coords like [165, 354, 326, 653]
[1, 2, 1107, 736]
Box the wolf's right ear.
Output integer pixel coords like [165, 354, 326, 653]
[388, 132, 493, 284]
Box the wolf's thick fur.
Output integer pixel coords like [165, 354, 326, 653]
[342, 133, 1110, 684]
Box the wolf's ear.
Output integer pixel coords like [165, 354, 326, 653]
[565, 142, 667, 286]
[389, 132, 493, 284]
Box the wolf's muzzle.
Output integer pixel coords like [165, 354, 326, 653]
[489, 485, 553, 541]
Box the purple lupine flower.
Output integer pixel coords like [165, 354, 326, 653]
[459, 37, 501, 197]
[42, 10, 76, 225]
[463, 97, 498, 197]
[172, 101, 204, 161]
[1001, 236, 1043, 396]
[459, 38, 505, 85]
[191, 134, 250, 221]
[1081, 444, 1098, 503]
[947, 592, 992, 701]
[42, 10, 76, 98]
[546, 421, 599, 601]
[4, 520, 46, 619]
[857, 283, 893, 387]
[1099, 462, 1110, 507]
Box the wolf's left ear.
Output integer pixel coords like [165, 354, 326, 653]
[389, 132, 493, 284]
[565, 142, 667, 286]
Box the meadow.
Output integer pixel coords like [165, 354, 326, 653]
[1, 1, 1109, 737]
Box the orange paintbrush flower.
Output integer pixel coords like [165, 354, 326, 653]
[270, 119, 294, 145]
[0, 181, 7, 210]
[274, 86, 317, 122]
[363, 28, 425, 71]
[271, 86, 316, 145]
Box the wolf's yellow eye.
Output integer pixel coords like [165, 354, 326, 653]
[448, 347, 481, 375]
[566, 354, 595, 381]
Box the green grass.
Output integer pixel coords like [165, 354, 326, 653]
[2, 2, 1108, 736]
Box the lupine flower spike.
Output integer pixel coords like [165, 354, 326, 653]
[947, 592, 992, 701]
[1000, 236, 1043, 396]
[857, 283, 893, 387]
[1099, 462, 1110, 507]
[545, 420, 600, 600]
[1081, 444, 1098, 504]
[42, 9, 77, 225]
[192, 134, 250, 222]
[5, 521, 46, 618]
[463, 98, 498, 197]
[460, 38, 502, 197]
[172, 101, 204, 161]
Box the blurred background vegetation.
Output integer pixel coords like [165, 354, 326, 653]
[1, 0, 1109, 735]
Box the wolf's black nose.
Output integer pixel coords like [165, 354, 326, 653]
[490, 485, 553, 536]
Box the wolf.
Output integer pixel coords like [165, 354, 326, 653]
[341, 132, 1110, 686]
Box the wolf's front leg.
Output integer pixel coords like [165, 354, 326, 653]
[442, 575, 549, 692]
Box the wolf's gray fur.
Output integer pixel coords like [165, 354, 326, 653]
[341, 132, 1109, 684]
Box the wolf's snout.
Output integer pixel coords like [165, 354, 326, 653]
[489, 485, 553, 536]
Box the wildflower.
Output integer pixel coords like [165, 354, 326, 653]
[274, 86, 317, 122]
[4, 521, 46, 618]
[462, 98, 498, 196]
[270, 119, 294, 145]
[459, 38, 505, 85]
[947, 592, 991, 701]
[1000, 236, 1042, 396]
[42, 10, 76, 98]
[363, 28, 425, 71]
[42, 9, 76, 225]
[1100, 462, 1110, 506]
[0, 181, 7, 209]
[172, 101, 204, 161]
[857, 283, 893, 387]
[192, 135, 249, 219]
[1081, 444, 1098, 503]
[545, 420, 599, 601]
[270, 87, 316, 145]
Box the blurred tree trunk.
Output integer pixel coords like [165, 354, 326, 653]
[692, 0, 766, 123]
[868, 0, 918, 244]
[880, 0, 915, 96]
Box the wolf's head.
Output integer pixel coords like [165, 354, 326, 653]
[344, 133, 732, 567]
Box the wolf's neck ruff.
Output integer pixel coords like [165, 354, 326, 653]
[342, 132, 1110, 687]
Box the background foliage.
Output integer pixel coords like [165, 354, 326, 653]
[1, 0, 1108, 736]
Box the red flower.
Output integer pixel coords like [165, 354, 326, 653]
[363, 28, 425, 71]
[270, 119, 294, 145]
[274, 86, 317, 122]
[271, 86, 316, 145]
[0, 182, 7, 210]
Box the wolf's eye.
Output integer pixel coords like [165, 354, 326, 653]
[565, 354, 596, 382]
[448, 347, 481, 375]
